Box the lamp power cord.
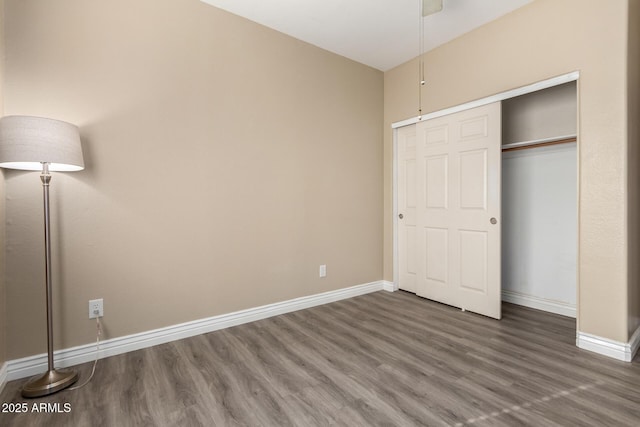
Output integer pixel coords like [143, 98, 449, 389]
[67, 316, 101, 391]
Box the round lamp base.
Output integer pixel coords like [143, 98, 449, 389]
[21, 369, 78, 398]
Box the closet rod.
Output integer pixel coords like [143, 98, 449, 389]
[502, 134, 577, 152]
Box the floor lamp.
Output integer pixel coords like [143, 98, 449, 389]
[0, 115, 85, 398]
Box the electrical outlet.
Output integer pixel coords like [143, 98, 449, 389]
[319, 264, 327, 278]
[89, 299, 103, 319]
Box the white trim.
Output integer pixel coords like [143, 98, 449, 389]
[382, 280, 396, 292]
[501, 290, 576, 318]
[391, 71, 580, 129]
[577, 327, 640, 362]
[0, 362, 8, 394]
[5, 281, 385, 382]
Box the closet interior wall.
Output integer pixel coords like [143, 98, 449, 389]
[501, 82, 578, 317]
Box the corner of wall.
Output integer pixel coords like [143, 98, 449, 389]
[628, 0, 640, 340]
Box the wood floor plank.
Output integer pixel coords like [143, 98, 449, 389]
[1, 291, 639, 426]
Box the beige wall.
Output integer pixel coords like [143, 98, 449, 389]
[628, 0, 640, 337]
[0, 0, 6, 368]
[384, 0, 631, 342]
[3, 0, 383, 359]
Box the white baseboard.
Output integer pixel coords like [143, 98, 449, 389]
[577, 325, 640, 362]
[0, 362, 7, 394]
[501, 290, 576, 318]
[382, 280, 396, 292]
[5, 281, 385, 382]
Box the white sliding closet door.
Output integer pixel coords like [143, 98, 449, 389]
[398, 102, 502, 319]
[397, 125, 418, 293]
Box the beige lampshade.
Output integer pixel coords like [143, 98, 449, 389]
[0, 115, 84, 172]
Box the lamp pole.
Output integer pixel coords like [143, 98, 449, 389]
[42, 162, 54, 372]
[21, 163, 78, 398]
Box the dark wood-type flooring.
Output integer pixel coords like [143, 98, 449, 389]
[1, 290, 639, 426]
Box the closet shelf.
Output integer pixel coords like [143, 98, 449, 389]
[502, 134, 577, 152]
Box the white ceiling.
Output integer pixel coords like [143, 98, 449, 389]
[200, 0, 533, 71]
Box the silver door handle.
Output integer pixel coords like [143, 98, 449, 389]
[490, 217, 497, 225]
[399, 214, 404, 219]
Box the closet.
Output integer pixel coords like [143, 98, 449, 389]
[396, 80, 577, 319]
[501, 82, 577, 317]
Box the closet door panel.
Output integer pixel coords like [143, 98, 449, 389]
[416, 116, 455, 304]
[459, 149, 488, 210]
[397, 125, 418, 293]
[458, 230, 488, 293]
[424, 226, 449, 286]
[425, 155, 448, 209]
